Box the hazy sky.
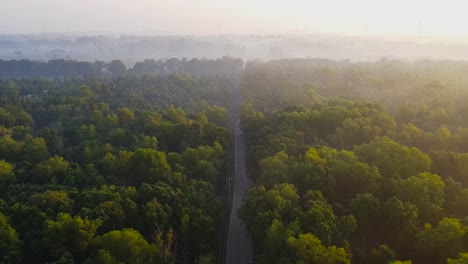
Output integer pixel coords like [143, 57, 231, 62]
[2, 0, 468, 36]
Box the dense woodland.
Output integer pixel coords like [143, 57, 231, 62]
[0, 57, 243, 79]
[3, 57, 468, 263]
[239, 59, 468, 263]
[0, 71, 237, 263]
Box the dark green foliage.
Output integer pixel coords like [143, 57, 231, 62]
[0, 212, 22, 263]
[0, 69, 233, 263]
[8, 57, 468, 263]
[0, 57, 243, 78]
[239, 59, 468, 264]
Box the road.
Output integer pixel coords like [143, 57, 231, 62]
[225, 118, 253, 264]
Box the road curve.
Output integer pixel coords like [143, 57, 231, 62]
[225, 118, 253, 264]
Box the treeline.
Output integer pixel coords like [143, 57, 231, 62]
[239, 59, 468, 263]
[0, 75, 233, 263]
[242, 58, 468, 114]
[0, 57, 243, 78]
[0, 74, 232, 124]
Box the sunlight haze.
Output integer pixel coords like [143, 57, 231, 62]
[4, 1, 468, 264]
[2, 0, 468, 36]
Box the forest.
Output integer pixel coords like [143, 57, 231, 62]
[0, 57, 243, 78]
[239, 59, 468, 263]
[0, 69, 237, 263]
[2, 57, 468, 263]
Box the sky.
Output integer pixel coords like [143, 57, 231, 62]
[1, 0, 468, 36]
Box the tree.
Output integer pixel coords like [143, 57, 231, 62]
[30, 190, 74, 217]
[22, 137, 49, 163]
[444, 177, 463, 214]
[0, 80, 19, 104]
[107, 60, 127, 77]
[45, 213, 101, 262]
[96, 228, 157, 264]
[396, 123, 423, 147]
[354, 137, 430, 179]
[398, 173, 445, 224]
[259, 151, 289, 188]
[0, 136, 22, 162]
[142, 198, 169, 233]
[262, 219, 297, 264]
[416, 218, 465, 263]
[204, 105, 227, 126]
[33, 156, 70, 184]
[455, 189, 468, 216]
[239, 184, 300, 246]
[0, 213, 21, 263]
[128, 148, 171, 185]
[118, 107, 135, 127]
[380, 197, 418, 252]
[350, 193, 381, 248]
[286, 148, 327, 194]
[356, 244, 397, 264]
[430, 151, 468, 186]
[0, 159, 15, 188]
[448, 253, 468, 264]
[153, 227, 178, 264]
[300, 190, 353, 246]
[287, 233, 350, 264]
[319, 147, 381, 202]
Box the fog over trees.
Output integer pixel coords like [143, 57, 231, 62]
[5, 1, 468, 263]
[3, 34, 468, 63]
[1, 55, 468, 263]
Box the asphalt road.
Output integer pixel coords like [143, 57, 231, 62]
[225, 118, 253, 264]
